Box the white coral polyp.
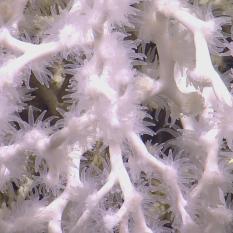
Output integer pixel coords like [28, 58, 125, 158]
[59, 24, 80, 48]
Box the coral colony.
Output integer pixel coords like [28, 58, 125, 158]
[0, 0, 233, 233]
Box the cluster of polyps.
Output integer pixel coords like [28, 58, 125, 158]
[0, 0, 233, 233]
